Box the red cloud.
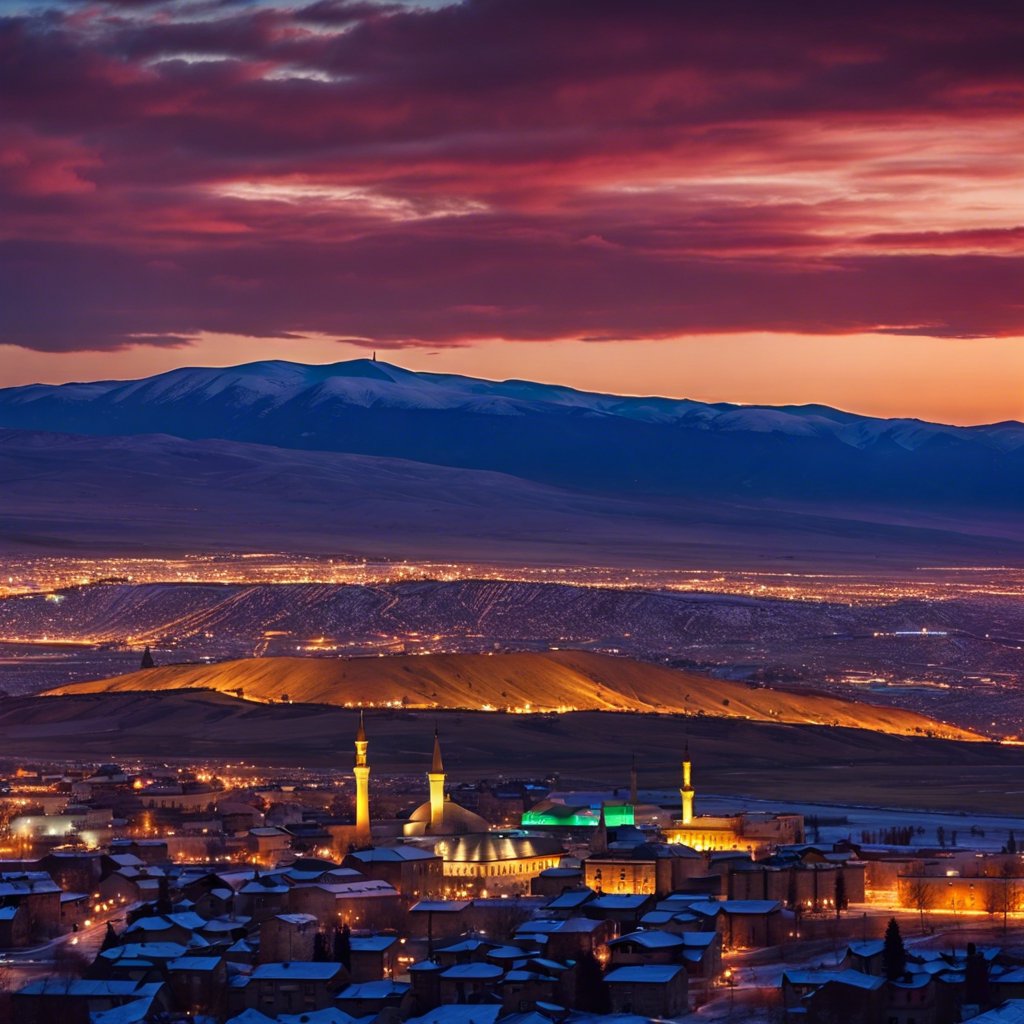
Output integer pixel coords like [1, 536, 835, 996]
[2, 0, 1024, 351]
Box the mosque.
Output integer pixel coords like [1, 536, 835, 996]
[352, 719, 564, 896]
[520, 746, 803, 856]
[402, 729, 489, 837]
[662, 746, 804, 855]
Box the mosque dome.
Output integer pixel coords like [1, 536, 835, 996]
[403, 797, 489, 837]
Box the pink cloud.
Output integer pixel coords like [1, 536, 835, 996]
[1, 0, 1023, 352]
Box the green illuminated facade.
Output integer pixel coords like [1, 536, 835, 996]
[521, 804, 635, 828]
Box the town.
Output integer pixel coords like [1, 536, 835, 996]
[2, 717, 1024, 1024]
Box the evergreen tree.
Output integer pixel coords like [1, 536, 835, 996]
[100, 922, 119, 951]
[882, 918, 906, 981]
[786, 869, 798, 911]
[313, 931, 328, 962]
[1009, 831, 1018, 855]
[140, 646, 155, 669]
[574, 952, 611, 1013]
[334, 923, 351, 968]
[965, 941, 989, 1005]
[155, 875, 172, 917]
[834, 871, 848, 916]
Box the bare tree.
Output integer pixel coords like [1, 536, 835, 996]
[997, 865, 1020, 934]
[902, 877, 934, 933]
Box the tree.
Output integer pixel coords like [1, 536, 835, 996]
[334, 923, 351, 968]
[903, 877, 933, 932]
[997, 865, 1020, 933]
[100, 922, 119, 951]
[140, 645, 155, 669]
[574, 952, 611, 1013]
[155, 875, 172, 917]
[1009, 831, 1018, 855]
[834, 871, 848, 917]
[882, 918, 906, 981]
[313, 931, 328, 962]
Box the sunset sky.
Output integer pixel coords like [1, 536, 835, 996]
[2, 0, 1023, 424]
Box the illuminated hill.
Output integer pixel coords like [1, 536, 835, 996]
[45, 650, 980, 740]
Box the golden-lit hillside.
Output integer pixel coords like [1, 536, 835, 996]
[45, 650, 980, 741]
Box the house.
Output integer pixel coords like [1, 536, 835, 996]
[782, 970, 886, 1023]
[514, 916, 616, 960]
[500, 959, 576, 1013]
[438, 961, 504, 1004]
[608, 929, 685, 965]
[247, 827, 292, 865]
[406, 1005, 501, 1024]
[407, 899, 474, 941]
[166, 956, 227, 1017]
[344, 845, 444, 898]
[841, 940, 885, 976]
[286, 878, 402, 929]
[242, 961, 348, 1016]
[678, 931, 723, 1003]
[336, 979, 412, 1017]
[884, 972, 936, 1024]
[688, 899, 784, 947]
[531, 867, 584, 897]
[12, 979, 169, 1024]
[0, 872, 62, 939]
[259, 912, 319, 962]
[604, 963, 689, 1017]
[585, 843, 703, 898]
[0, 903, 30, 948]
[585, 893, 655, 927]
[350, 933, 400, 981]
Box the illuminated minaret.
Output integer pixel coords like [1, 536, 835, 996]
[428, 727, 446, 832]
[353, 710, 371, 844]
[680, 743, 695, 824]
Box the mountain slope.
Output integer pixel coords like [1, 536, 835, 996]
[45, 650, 981, 740]
[1, 359, 1022, 509]
[4, 429, 1019, 566]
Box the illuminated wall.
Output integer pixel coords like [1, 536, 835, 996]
[521, 805, 635, 828]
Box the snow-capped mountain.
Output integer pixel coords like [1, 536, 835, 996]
[2, 358, 1022, 452]
[0, 360, 1022, 559]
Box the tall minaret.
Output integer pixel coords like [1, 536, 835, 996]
[428, 727, 446, 832]
[353, 710, 371, 844]
[592, 804, 608, 855]
[680, 743, 695, 824]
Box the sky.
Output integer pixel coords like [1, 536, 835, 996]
[2, 0, 1023, 424]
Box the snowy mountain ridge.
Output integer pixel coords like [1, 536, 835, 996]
[3, 358, 1022, 452]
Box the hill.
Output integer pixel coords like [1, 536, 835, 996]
[45, 650, 980, 741]
[0, 690, 1015, 813]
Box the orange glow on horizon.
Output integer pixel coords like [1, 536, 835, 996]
[2, 331, 1021, 427]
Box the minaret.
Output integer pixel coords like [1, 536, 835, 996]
[629, 754, 638, 806]
[428, 727, 446, 832]
[680, 743, 694, 824]
[353, 711, 371, 844]
[592, 804, 609, 854]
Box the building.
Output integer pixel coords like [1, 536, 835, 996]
[242, 962, 348, 1016]
[403, 730, 490, 837]
[604, 963, 689, 1017]
[662, 749, 803, 854]
[431, 832, 565, 896]
[344, 845, 444, 898]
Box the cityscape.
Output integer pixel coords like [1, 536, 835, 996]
[3, 1, 1024, 1024]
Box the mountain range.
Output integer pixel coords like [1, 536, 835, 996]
[1, 359, 1021, 565]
